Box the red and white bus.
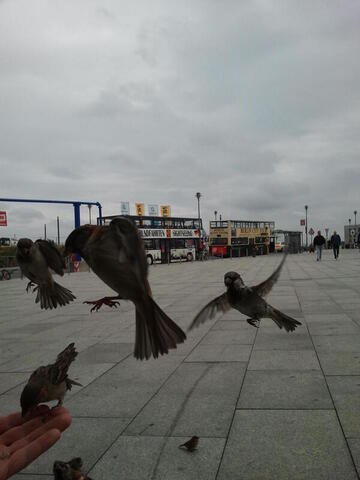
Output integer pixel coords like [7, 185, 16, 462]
[101, 214, 203, 264]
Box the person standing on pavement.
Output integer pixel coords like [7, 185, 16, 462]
[313, 230, 326, 261]
[330, 231, 341, 260]
[357, 230, 360, 251]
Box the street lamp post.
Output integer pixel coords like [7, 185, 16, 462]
[214, 210, 217, 221]
[354, 210, 357, 226]
[305, 205, 308, 249]
[348, 218, 352, 246]
[195, 192, 202, 250]
[88, 204, 92, 224]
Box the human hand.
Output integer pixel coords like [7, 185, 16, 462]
[0, 406, 71, 479]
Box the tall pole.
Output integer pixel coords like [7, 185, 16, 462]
[305, 205, 308, 249]
[88, 204, 92, 224]
[195, 193, 202, 244]
[354, 210, 357, 226]
[214, 210, 217, 221]
[219, 214, 222, 222]
[56, 216, 60, 245]
[349, 218, 352, 246]
[44, 224, 47, 240]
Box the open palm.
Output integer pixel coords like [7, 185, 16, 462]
[0, 406, 71, 479]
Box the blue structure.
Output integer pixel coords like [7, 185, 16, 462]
[0, 198, 103, 228]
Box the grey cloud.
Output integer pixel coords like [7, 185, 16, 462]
[0, 0, 359, 241]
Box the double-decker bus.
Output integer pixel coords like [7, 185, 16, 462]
[209, 219, 275, 257]
[101, 214, 203, 264]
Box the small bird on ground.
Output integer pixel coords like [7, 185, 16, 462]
[20, 343, 81, 418]
[16, 238, 76, 309]
[64, 217, 186, 360]
[179, 436, 199, 452]
[53, 457, 93, 480]
[189, 253, 301, 331]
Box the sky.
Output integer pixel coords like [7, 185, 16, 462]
[0, 0, 359, 242]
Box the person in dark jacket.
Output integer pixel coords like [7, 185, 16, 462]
[330, 231, 341, 259]
[313, 230, 326, 261]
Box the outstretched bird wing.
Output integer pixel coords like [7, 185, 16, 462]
[47, 343, 78, 385]
[252, 252, 287, 298]
[188, 293, 230, 331]
[109, 217, 148, 281]
[35, 239, 66, 276]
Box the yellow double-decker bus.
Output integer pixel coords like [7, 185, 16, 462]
[209, 220, 275, 257]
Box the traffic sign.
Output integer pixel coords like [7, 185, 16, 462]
[300, 219, 305, 226]
[308, 227, 314, 235]
[0, 211, 7, 227]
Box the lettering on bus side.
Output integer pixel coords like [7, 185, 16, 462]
[171, 229, 195, 237]
[139, 229, 166, 238]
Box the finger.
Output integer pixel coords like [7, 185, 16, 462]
[0, 413, 23, 434]
[8, 413, 71, 454]
[0, 408, 69, 446]
[0, 417, 44, 446]
[7, 429, 61, 477]
[0, 405, 55, 434]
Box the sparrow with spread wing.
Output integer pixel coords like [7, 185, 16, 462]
[189, 253, 301, 331]
[20, 343, 81, 418]
[64, 217, 186, 360]
[53, 457, 93, 480]
[16, 238, 76, 309]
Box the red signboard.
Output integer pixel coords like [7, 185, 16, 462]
[300, 219, 305, 226]
[0, 211, 7, 227]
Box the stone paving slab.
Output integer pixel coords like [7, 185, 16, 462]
[89, 435, 226, 480]
[237, 371, 332, 409]
[1, 250, 360, 479]
[24, 418, 129, 475]
[217, 410, 357, 480]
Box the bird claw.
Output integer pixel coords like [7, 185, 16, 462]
[26, 281, 36, 293]
[84, 297, 120, 312]
[247, 318, 260, 328]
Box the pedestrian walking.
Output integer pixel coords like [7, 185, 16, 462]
[330, 231, 341, 259]
[357, 231, 360, 251]
[313, 230, 326, 261]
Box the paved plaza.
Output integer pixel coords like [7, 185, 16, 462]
[1, 249, 360, 479]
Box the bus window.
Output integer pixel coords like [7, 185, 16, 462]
[231, 237, 248, 245]
[211, 238, 227, 245]
[143, 239, 155, 249]
[171, 239, 185, 249]
[142, 219, 153, 227]
[255, 237, 267, 244]
[184, 219, 194, 228]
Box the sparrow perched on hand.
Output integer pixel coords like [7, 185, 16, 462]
[20, 343, 81, 417]
[64, 217, 186, 360]
[189, 253, 301, 331]
[53, 457, 93, 480]
[16, 238, 76, 309]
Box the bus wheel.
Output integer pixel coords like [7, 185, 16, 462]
[146, 255, 153, 265]
[186, 252, 193, 262]
[1, 270, 11, 281]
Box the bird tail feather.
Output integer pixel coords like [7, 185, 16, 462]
[134, 297, 186, 360]
[267, 306, 302, 332]
[35, 282, 76, 310]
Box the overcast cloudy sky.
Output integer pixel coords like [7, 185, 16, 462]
[0, 0, 359, 242]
